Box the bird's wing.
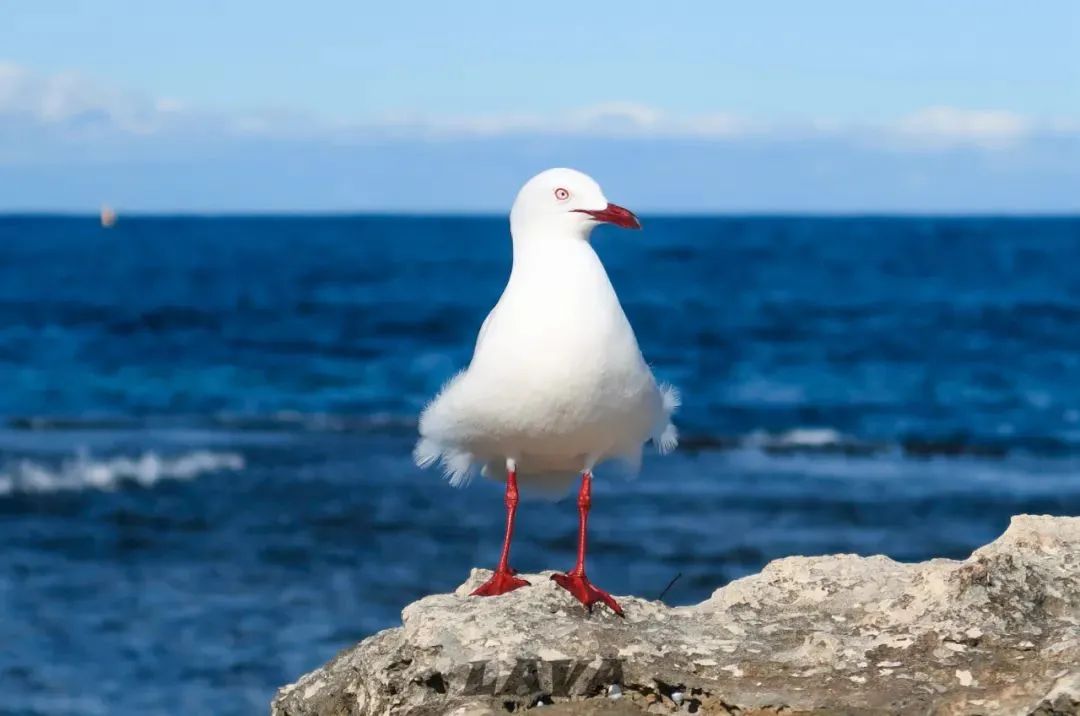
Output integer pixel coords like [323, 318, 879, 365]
[472, 304, 499, 357]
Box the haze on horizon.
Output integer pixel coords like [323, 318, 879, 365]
[1, 1, 1078, 214]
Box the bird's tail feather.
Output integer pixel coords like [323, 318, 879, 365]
[413, 438, 475, 487]
[654, 382, 680, 454]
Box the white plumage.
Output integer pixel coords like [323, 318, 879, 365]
[414, 168, 678, 494]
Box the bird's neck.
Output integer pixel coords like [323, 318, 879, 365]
[511, 232, 596, 268]
[510, 220, 597, 264]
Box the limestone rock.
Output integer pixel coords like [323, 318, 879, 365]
[272, 515, 1080, 715]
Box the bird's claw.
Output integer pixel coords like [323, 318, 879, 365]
[551, 572, 624, 616]
[471, 569, 530, 597]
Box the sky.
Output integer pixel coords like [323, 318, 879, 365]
[1, 1, 1078, 213]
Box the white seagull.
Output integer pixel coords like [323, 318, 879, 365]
[414, 168, 678, 615]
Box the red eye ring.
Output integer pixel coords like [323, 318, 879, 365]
[554, 187, 570, 201]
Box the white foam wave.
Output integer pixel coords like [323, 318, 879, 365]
[746, 427, 849, 449]
[0, 449, 245, 496]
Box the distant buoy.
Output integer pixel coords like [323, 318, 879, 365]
[100, 205, 117, 228]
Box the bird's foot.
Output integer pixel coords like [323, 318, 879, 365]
[471, 568, 530, 597]
[550, 572, 624, 617]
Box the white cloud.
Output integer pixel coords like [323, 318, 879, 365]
[0, 62, 330, 140]
[567, 103, 754, 138]
[355, 103, 1071, 148]
[0, 61, 165, 133]
[890, 106, 1031, 148]
[153, 97, 186, 114]
[363, 103, 756, 139]
[0, 62, 1076, 150]
[572, 101, 663, 127]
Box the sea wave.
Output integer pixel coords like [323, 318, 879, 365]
[680, 428, 1017, 459]
[1, 412, 1069, 461]
[748, 427, 849, 449]
[0, 449, 245, 496]
[6, 411, 419, 434]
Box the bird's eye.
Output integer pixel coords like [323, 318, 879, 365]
[554, 187, 570, 201]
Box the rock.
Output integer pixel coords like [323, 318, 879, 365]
[272, 515, 1080, 715]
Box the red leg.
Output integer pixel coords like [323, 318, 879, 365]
[551, 472, 624, 616]
[471, 465, 530, 597]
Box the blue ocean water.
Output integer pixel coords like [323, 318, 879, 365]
[2, 215, 1079, 715]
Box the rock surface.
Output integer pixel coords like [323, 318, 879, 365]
[272, 515, 1079, 715]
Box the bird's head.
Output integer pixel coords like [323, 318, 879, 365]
[509, 168, 640, 242]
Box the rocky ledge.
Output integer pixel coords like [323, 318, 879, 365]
[272, 515, 1079, 715]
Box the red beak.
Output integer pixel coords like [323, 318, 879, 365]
[574, 203, 641, 230]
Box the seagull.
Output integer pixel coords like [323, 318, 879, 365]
[414, 168, 678, 615]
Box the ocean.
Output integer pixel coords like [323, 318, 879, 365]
[2, 215, 1079, 715]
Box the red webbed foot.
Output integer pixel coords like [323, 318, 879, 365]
[471, 569, 530, 597]
[551, 572, 624, 616]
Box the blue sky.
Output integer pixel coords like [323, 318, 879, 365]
[1, 1, 1078, 212]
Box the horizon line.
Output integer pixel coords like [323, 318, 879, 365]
[2, 210, 1079, 220]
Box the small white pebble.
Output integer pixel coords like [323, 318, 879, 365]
[965, 627, 983, 640]
[879, 669, 894, 676]
[671, 691, 684, 704]
[944, 642, 966, 652]
[850, 675, 867, 684]
[877, 661, 903, 668]
[956, 670, 974, 687]
[607, 684, 622, 700]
